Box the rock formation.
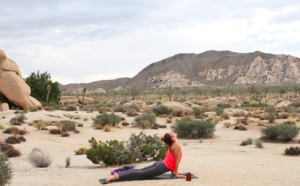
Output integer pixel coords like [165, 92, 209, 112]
[0, 49, 41, 109]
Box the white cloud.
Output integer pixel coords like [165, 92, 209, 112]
[1, 0, 300, 84]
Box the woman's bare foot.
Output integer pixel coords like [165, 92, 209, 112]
[106, 173, 119, 182]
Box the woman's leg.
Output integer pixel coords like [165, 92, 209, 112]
[118, 161, 169, 180]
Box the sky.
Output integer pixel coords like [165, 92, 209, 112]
[1, 0, 300, 85]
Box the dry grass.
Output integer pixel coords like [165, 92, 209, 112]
[28, 149, 53, 168]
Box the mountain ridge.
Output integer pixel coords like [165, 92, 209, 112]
[59, 50, 300, 93]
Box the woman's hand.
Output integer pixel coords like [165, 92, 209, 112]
[175, 173, 186, 178]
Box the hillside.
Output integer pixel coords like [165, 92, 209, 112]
[59, 50, 300, 93]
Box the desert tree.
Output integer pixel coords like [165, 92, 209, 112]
[127, 86, 141, 100]
[277, 86, 286, 98]
[293, 85, 300, 97]
[26, 71, 61, 104]
[164, 86, 175, 101]
[45, 85, 51, 106]
[82, 87, 87, 109]
[180, 89, 188, 100]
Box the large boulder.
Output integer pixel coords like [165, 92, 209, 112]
[78, 96, 94, 104]
[0, 103, 9, 111]
[29, 96, 42, 107]
[162, 102, 193, 113]
[0, 49, 41, 109]
[275, 101, 292, 107]
[60, 96, 79, 104]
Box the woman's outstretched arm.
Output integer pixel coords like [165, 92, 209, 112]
[173, 143, 185, 178]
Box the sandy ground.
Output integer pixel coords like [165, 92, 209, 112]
[1, 110, 300, 186]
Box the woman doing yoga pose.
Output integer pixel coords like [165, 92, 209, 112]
[106, 132, 185, 182]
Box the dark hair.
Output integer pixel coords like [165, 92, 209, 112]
[161, 133, 173, 146]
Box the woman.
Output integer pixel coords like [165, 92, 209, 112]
[106, 132, 185, 182]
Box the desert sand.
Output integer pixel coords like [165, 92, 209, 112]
[1, 110, 300, 186]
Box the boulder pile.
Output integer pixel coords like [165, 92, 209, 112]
[0, 49, 41, 110]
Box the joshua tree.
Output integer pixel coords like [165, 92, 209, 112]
[164, 86, 175, 101]
[46, 84, 51, 106]
[127, 86, 141, 100]
[293, 85, 300, 97]
[82, 87, 87, 109]
[180, 89, 188, 100]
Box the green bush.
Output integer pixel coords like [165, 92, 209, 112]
[171, 117, 216, 138]
[135, 112, 156, 128]
[261, 123, 300, 141]
[217, 104, 231, 108]
[92, 112, 121, 126]
[0, 150, 13, 186]
[86, 131, 167, 166]
[152, 105, 172, 116]
[66, 105, 77, 111]
[192, 107, 205, 119]
[59, 121, 76, 131]
[128, 104, 140, 112]
[114, 104, 127, 112]
[9, 112, 27, 123]
[255, 139, 264, 148]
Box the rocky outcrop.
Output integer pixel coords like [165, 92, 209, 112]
[94, 88, 106, 93]
[0, 49, 41, 109]
[234, 55, 300, 84]
[146, 70, 203, 88]
[60, 96, 79, 104]
[162, 102, 193, 113]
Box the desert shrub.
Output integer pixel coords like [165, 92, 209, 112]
[135, 112, 156, 128]
[28, 149, 53, 168]
[66, 104, 77, 111]
[0, 151, 13, 186]
[18, 136, 26, 142]
[217, 104, 231, 108]
[261, 123, 300, 141]
[0, 143, 14, 152]
[37, 105, 43, 110]
[0, 123, 6, 129]
[171, 117, 216, 138]
[284, 146, 300, 155]
[77, 123, 83, 127]
[128, 104, 140, 112]
[265, 106, 276, 113]
[9, 112, 27, 123]
[140, 120, 151, 129]
[152, 105, 172, 116]
[240, 138, 253, 146]
[83, 117, 89, 121]
[232, 112, 245, 117]
[29, 107, 38, 112]
[114, 104, 127, 112]
[5, 136, 21, 144]
[255, 140, 263, 148]
[86, 131, 167, 165]
[34, 120, 47, 130]
[49, 129, 60, 134]
[223, 122, 231, 128]
[58, 121, 76, 131]
[92, 112, 121, 127]
[127, 109, 138, 117]
[288, 102, 300, 108]
[103, 125, 111, 132]
[146, 101, 154, 105]
[5, 148, 21, 158]
[192, 107, 205, 119]
[74, 147, 87, 155]
[3, 127, 27, 135]
[221, 113, 230, 120]
[61, 132, 70, 137]
[215, 107, 224, 116]
[65, 156, 71, 168]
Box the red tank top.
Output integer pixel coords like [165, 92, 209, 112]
[163, 143, 182, 172]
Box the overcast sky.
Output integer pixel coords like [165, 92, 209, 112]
[1, 0, 300, 85]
